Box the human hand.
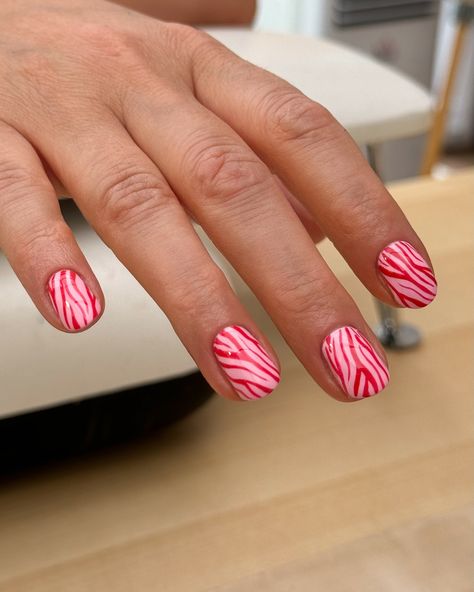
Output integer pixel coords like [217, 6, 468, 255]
[0, 0, 437, 402]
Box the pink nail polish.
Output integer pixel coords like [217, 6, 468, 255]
[213, 325, 280, 401]
[378, 240, 437, 308]
[322, 326, 390, 399]
[48, 269, 101, 331]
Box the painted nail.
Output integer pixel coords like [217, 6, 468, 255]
[378, 240, 437, 308]
[48, 269, 101, 331]
[322, 326, 390, 399]
[213, 325, 280, 401]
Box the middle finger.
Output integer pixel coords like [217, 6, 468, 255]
[191, 33, 438, 310]
[124, 91, 390, 400]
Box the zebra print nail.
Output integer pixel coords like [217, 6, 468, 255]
[378, 240, 437, 308]
[48, 269, 101, 331]
[322, 326, 390, 399]
[213, 325, 280, 401]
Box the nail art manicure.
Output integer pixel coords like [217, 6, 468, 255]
[322, 326, 390, 399]
[378, 240, 437, 308]
[48, 269, 101, 331]
[213, 325, 280, 401]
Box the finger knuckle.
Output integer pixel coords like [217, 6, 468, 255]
[100, 168, 175, 231]
[0, 163, 49, 212]
[263, 91, 338, 145]
[0, 163, 32, 195]
[350, 191, 383, 224]
[274, 269, 338, 322]
[171, 267, 227, 318]
[163, 22, 203, 45]
[187, 142, 270, 205]
[18, 220, 72, 259]
[79, 24, 140, 62]
[151, 22, 210, 70]
[169, 24, 221, 64]
[335, 184, 387, 244]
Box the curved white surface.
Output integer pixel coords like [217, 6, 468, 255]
[0, 206, 231, 418]
[1, 29, 433, 417]
[205, 28, 433, 144]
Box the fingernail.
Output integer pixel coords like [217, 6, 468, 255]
[48, 269, 101, 331]
[213, 325, 280, 401]
[378, 240, 437, 308]
[322, 326, 390, 399]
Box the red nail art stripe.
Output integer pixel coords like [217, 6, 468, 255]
[322, 326, 389, 398]
[378, 241, 437, 308]
[48, 270, 101, 331]
[213, 325, 280, 401]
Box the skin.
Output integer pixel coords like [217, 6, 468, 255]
[0, 0, 434, 402]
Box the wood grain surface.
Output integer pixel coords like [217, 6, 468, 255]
[0, 169, 473, 591]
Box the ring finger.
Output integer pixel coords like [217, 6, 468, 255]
[20, 111, 282, 402]
[192, 34, 438, 310]
[123, 91, 390, 400]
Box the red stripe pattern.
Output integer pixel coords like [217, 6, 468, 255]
[213, 325, 280, 401]
[322, 326, 390, 399]
[378, 240, 437, 308]
[48, 269, 101, 331]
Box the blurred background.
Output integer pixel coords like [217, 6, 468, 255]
[255, 0, 474, 180]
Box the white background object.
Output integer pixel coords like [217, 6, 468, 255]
[0, 28, 433, 418]
[208, 28, 433, 145]
[0, 205, 202, 417]
[255, 0, 439, 180]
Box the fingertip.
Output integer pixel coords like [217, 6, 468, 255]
[47, 268, 103, 333]
[213, 324, 281, 402]
[377, 240, 438, 309]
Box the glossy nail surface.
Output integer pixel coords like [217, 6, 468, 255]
[48, 269, 101, 331]
[322, 326, 389, 399]
[378, 240, 437, 308]
[213, 325, 280, 401]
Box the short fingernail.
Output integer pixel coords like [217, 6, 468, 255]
[378, 240, 437, 308]
[322, 326, 390, 399]
[213, 325, 281, 401]
[48, 269, 101, 331]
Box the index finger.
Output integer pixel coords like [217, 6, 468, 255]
[190, 33, 438, 309]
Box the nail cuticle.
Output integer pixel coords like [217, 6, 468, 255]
[377, 240, 437, 309]
[322, 326, 390, 399]
[48, 269, 101, 332]
[213, 325, 280, 401]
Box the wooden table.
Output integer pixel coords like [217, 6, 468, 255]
[1, 169, 473, 591]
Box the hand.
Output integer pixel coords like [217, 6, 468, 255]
[0, 0, 437, 402]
